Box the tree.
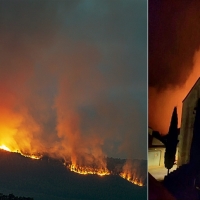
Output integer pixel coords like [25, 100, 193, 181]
[164, 107, 179, 175]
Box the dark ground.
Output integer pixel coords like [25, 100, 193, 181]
[149, 173, 176, 200]
[163, 164, 200, 200]
[0, 150, 147, 200]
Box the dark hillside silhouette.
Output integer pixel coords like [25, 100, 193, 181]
[0, 193, 33, 200]
[0, 150, 147, 200]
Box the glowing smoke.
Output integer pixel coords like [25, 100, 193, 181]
[0, 0, 147, 167]
[149, 0, 200, 133]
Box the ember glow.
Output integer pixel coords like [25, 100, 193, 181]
[0, 144, 41, 160]
[119, 159, 146, 187]
[0, 145, 11, 152]
[65, 159, 146, 187]
[19, 152, 42, 160]
[67, 164, 110, 176]
[0, 143, 145, 186]
[120, 172, 143, 186]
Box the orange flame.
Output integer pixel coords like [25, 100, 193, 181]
[66, 163, 110, 176]
[120, 172, 143, 186]
[119, 159, 146, 187]
[0, 145, 145, 186]
[66, 161, 145, 187]
[19, 152, 42, 160]
[0, 144, 41, 160]
[0, 144, 11, 152]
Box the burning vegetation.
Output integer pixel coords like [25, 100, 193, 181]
[63, 157, 147, 186]
[66, 163, 110, 176]
[0, 2, 147, 199]
[62, 154, 111, 176]
[66, 158, 146, 186]
[0, 144, 42, 160]
[0, 144, 11, 152]
[66, 159, 146, 186]
[120, 172, 143, 186]
[0, 144, 146, 187]
[119, 159, 145, 186]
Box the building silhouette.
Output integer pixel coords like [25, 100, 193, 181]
[178, 77, 200, 166]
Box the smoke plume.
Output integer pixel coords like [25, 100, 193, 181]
[0, 0, 147, 168]
[149, 0, 200, 133]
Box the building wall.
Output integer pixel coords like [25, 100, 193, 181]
[148, 127, 179, 169]
[148, 147, 165, 168]
[149, 147, 178, 168]
[178, 79, 200, 166]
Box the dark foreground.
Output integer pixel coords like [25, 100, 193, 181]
[163, 164, 200, 200]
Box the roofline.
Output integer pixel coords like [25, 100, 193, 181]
[182, 77, 200, 102]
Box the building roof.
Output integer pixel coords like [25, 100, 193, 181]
[182, 77, 200, 102]
[148, 133, 165, 148]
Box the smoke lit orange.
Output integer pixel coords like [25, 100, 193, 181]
[149, 50, 200, 134]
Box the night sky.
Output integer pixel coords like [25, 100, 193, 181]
[0, 0, 147, 161]
[149, 0, 200, 134]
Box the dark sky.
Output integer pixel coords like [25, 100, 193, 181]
[149, 0, 200, 133]
[0, 0, 147, 161]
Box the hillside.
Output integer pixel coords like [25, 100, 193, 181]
[0, 150, 147, 200]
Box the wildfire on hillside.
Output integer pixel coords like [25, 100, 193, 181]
[0, 144, 42, 160]
[65, 159, 146, 187]
[66, 163, 110, 176]
[19, 152, 42, 160]
[0, 144, 145, 187]
[119, 159, 146, 187]
[120, 172, 143, 186]
[0, 145, 11, 152]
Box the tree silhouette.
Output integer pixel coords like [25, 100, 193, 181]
[164, 107, 179, 175]
[0, 193, 34, 200]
